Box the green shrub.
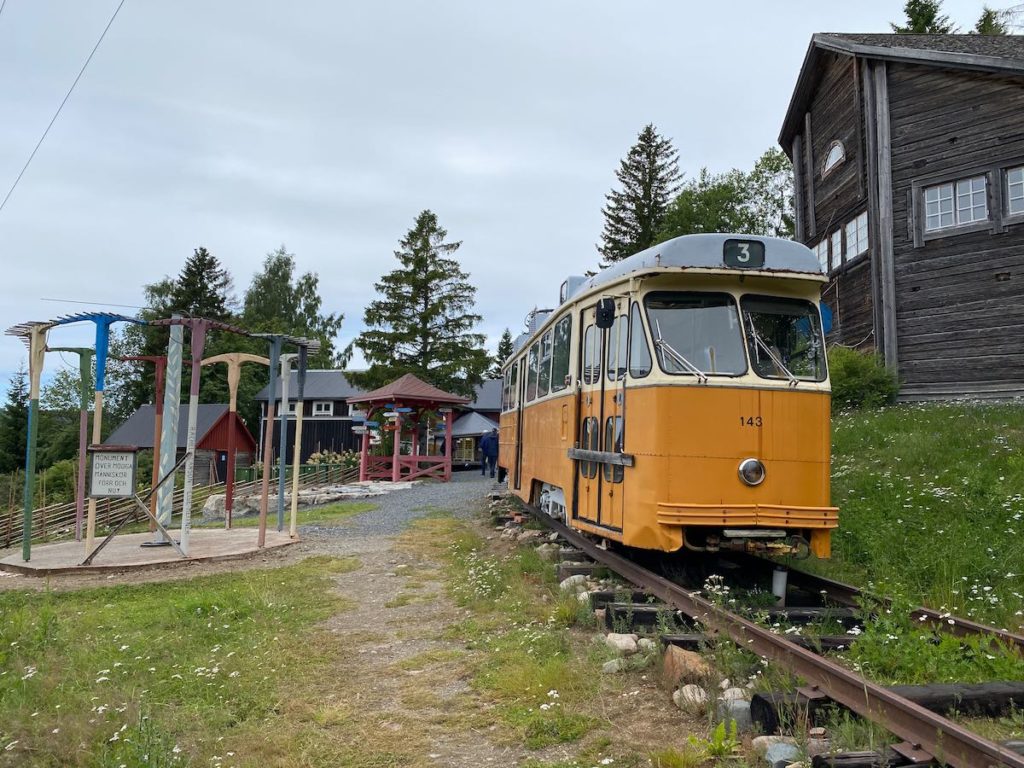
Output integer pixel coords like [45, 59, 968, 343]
[827, 346, 898, 410]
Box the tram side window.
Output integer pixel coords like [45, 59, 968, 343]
[502, 361, 519, 411]
[579, 417, 599, 479]
[526, 343, 540, 401]
[509, 361, 518, 409]
[606, 314, 628, 381]
[602, 416, 624, 483]
[582, 324, 600, 384]
[628, 302, 652, 378]
[551, 315, 572, 392]
[538, 331, 552, 397]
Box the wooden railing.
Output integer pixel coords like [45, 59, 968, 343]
[0, 464, 360, 548]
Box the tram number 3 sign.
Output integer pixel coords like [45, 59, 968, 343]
[89, 450, 137, 499]
[723, 239, 766, 269]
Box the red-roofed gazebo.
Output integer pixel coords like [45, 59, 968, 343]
[347, 373, 469, 483]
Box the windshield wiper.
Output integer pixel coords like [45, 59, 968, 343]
[654, 320, 708, 384]
[745, 314, 799, 387]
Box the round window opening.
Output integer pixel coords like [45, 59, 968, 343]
[822, 140, 846, 178]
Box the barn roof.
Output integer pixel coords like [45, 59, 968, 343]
[254, 369, 364, 401]
[467, 378, 502, 412]
[104, 404, 255, 451]
[348, 373, 469, 406]
[780, 33, 1024, 147]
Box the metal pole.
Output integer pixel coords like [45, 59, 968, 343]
[276, 354, 295, 532]
[289, 347, 307, 538]
[178, 322, 208, 556]
[257, 338, 281, 548]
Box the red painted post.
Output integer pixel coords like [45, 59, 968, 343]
[444, 409, 453, 482]
[391, 413, 402, 482]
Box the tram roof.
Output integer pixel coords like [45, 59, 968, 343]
[575, 234, 822, 299]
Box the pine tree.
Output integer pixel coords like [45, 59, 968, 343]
[492, 328, 515, 377]
[597, 124, 682, 267]
[350, 210, 490, 398]
[0, 364, 29, 474]
[891, 0, 957, 33]
[974, 6, 1010, 33]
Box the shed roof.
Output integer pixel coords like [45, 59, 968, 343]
[446, 411, 499, 438]
[104, 404, 255, 451]
[780, 33, 1024, 147]
[255, 369, 363, 401]
[348, 373, 469, 406]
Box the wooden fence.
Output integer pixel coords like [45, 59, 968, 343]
[0, 464, 360, 548]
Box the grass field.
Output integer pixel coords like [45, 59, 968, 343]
[823, 401, 1024, 628]
[204, 501, 377, 528]
[0, 556, 359, 767]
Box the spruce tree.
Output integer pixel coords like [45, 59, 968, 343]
[974, 6, 1010, 34]
[0, 364, 29, 474]
[492, 328, 515, 377]
[891, 0, 957, 33]
[597, 124, 682, 267]
[350, 210, 490, 398]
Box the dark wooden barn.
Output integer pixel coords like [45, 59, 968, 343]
[780, 34, 1024, 399]
[104, 404, 258, 486]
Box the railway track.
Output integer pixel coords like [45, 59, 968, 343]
[521, 502, 1024, 768]
[724, 552, 1024, 652]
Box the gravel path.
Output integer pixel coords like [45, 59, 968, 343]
[301, 471, 499, 539]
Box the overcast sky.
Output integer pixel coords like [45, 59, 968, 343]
[0, 0, 991, 396]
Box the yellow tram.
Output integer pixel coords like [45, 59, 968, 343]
[498, 234, 838, 559]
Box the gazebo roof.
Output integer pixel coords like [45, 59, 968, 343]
[347, 373, 469, 406]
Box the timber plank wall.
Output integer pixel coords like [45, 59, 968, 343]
[888, 63, 1024, 398]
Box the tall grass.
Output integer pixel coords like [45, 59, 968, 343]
[824, 401, 1024, 626]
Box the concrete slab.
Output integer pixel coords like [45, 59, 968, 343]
[0, 529, 298, 576]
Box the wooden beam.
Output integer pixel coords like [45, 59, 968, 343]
[862, 58, 884, 354]
[804, 112, 816, 238]
[792, 134, 806, 242]
[873, 62, 899, 373]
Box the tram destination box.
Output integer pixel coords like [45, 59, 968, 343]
[88, 445, 138, 499]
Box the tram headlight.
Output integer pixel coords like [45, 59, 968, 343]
[738, 458, 766, 487]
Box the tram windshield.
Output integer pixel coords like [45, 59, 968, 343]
[644, 292, 747, 376]
[740, 295, 826, 382]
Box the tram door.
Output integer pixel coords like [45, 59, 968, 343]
[574, 300, 625, 531]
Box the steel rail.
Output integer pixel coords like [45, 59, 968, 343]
[738, 555, 1024, 652]
[529, 507, 1024, 768]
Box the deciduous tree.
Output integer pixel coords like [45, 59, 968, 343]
[597, 124, 682, 267]
[350, 210, 489, 397]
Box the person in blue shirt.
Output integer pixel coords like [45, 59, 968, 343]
[479, 428, 499, 478]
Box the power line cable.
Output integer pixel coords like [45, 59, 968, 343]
[0, 0, 127, 215]
[0, 0, 8, 21]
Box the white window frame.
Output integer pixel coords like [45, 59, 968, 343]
[1007, 166, 1024, 217]
[924, 175, 988, 232]
[821, 140, 846, 179]
[285, 401, 297, 415]
[829, 229, 842, 271]
[813, 240, 828, 272]
[312, 401, 334, 417]
[844, 212, 868, 259]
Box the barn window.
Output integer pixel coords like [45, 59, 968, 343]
[845, 212, 868, 258]
[811, 240, 828, 272]
[312, 401, 333, 417]
[925, 176, 988, 231]
[830, 230, 843, 269]
[821, 141, 845, 178]
[1007, 167, 1024, 215]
